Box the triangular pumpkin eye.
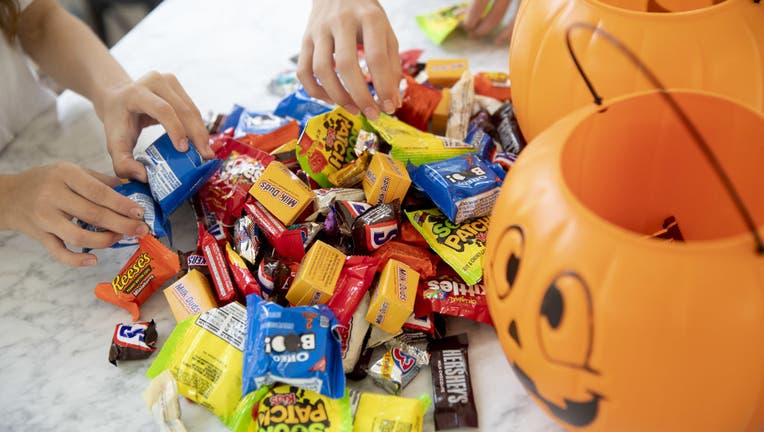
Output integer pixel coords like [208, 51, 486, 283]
[506, 253, 520, 287]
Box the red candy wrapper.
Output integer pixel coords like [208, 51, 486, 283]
[396, 76, 442, 131]
[198, 139, 274, 226]
[400, 49, 424, 77]
[94, 235, 180, 321]
[243, 201, 305, 261]
[419, 266, 492, 325]
[474, 71, 511, 102]
[237, 120, 299, 153]
[372, 240, 439, 279]
[326, 256, 381, 326]
[200, 229, 237, 304]
[225, 243, 261, 298]
[191, 196, 230, 246]
[400, 220, 430, 249]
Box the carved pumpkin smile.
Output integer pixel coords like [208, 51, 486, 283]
[510, 361, 602, 428]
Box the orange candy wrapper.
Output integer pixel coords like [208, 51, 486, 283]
[95, 235, 180, 320]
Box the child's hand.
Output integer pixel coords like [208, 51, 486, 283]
[95, 72, 214, 183]
[0, 163, 149, 267]
[462, 0, 516, 45]
[298, 0, 401, 120]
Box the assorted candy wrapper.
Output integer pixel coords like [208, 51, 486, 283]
[243, 295, 345, 399]
[109, 320, 158, 366]
[406, 208, 488, 285]
[420, 266, 492, 325]
[368, 339, 430, 395]
[416, 3, 468, 45]
[296, 106, 362, 188]
[274, 86, 334, 131]
[146, 302, 248, 422]
[137, 133, 222, 217]
[353, 392, 431, 432]
[94, 235, 180, 320]
[234, 111, 290, 137]
[227, 385, 353, 432]
[79, 180, 171, 249]
[410, 153, 504, 224]
[429, 334, 478, 430]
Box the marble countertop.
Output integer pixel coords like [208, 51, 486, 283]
[0, 0, 563, 431]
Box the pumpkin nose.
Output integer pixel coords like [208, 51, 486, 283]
[509, 320, 522, 348]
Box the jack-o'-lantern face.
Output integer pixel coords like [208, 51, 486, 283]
[486, 225, 603, 428]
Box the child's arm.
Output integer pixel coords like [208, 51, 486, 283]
[16, 0, 213, 182]
[462, 0, 517, 45]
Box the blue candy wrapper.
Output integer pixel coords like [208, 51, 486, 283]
[409, 154, 504, 224]
[234, 111, 289, 137]
[243, 295, 345, 399]
[274, 87, 334, 131]
[219, 104, 245, 133]
[138, 134, 222, 217]
[78, 180, 171, 249]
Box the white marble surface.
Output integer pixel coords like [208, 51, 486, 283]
[0, 0, 563, 431]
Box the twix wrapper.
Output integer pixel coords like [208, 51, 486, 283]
[94, 235, 180, 321]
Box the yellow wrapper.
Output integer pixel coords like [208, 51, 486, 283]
[367, 113, 473, 166]
[425, 58, 469, 88]
[366, 259, 419, 334]
[353, 392, 430, 432]
[286, 240, 346, 306]
[362, 152, 411, 205]
[249, 160, 315, 226]
[415, 3, 468, 45]
[146, 302, 247, 422]
[405, 208, 487, 285]
[296, 106, 362, 188]
[163, 269, 218, 322]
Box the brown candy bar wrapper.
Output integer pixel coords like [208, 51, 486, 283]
[109, 320, 158, 366]
[429, 333, 478, 430]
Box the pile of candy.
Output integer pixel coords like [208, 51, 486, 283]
[99, 47, 525, 432]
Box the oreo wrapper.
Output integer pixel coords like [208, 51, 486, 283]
[368, 339, 429, 395]
[334, 200, 372, 238]
[410, 153, 504, 224]
[109, 320, 158, 366]
[243, 295, 345, 399]
[429, 334, 478, 429]
[491, 101, 527, 155]
[137, 133, 222, 217]
[351, 200, 401, 254]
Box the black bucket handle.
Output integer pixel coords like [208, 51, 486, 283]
[565, 22, 763, 255]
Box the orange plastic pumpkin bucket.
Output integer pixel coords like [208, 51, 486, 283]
[509, 0, 764, 140]
[484, 88, 764, 430]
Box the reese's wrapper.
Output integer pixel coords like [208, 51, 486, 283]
[109, 320, 158, 366]
[429, 334, 478, 430]
[406, 208, 487, 285]
[95, 235, 180, 321]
